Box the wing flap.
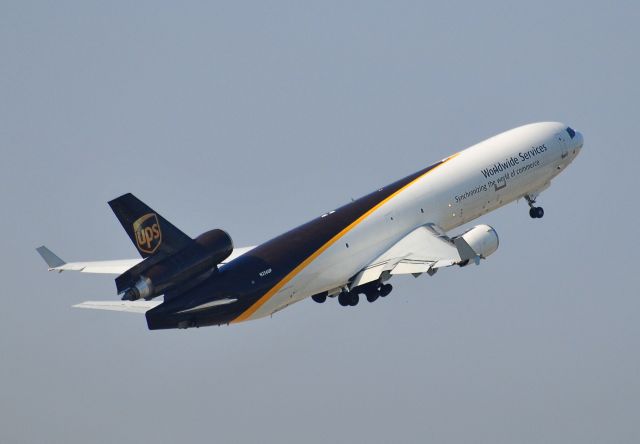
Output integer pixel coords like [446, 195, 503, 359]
[390, 260, 434, 275]
[351, 225, 462, 287]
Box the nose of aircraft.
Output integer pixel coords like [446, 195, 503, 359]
[566, 126, 583, 156]
[572, 130, 584, 156]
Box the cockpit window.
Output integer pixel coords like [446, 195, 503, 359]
[566, 127, 576, 139]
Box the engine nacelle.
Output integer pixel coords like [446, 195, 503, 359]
[121, 229, 233, 301]
[456, 224, 499, 260]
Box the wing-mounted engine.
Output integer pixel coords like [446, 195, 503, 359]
[350, 223, 499, 289]
[452, 224, 499, 265]
[117, 229, 233, 301]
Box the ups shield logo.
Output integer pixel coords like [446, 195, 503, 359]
[133, 213, 162, 254]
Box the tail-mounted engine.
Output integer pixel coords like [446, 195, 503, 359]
[117, 229, 233, 301]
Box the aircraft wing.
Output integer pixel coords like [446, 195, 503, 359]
[36, 246, 142, 274]
[36, 245, 256, 275]
[350, 224, 464, 287]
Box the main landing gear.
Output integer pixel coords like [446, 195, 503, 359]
[312, 293, 327, 303]
[353, 281, 393, 306]
[311, 281, 393, 307]
[525, 195, 544, 219]
[338, 291, 358, 306]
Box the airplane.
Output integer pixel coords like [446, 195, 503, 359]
[37, 122, 583, 330]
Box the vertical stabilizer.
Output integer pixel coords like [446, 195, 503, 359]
[108, 193, 192, 258]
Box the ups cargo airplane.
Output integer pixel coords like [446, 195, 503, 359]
[38, 122, 583, 330]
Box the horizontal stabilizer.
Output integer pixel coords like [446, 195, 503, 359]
[36, 246, 143, 274]
[36, 246, 255, 275]
[73, 300, 161, 313]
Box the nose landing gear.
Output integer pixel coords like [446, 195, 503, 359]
[529, 207, 544, 218]
[525, 195, 544, 219]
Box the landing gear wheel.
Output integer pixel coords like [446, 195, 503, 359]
[349, 293, 359, 306]
[312, 293, 327, 303]
[380, 284, 393, 297]
[525, 195, 544, 219]
[366, 291, 379, 303]
[338, 292, 350, 306]
[529, 207, 544, 218]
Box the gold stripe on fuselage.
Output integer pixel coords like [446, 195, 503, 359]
[231, 153, 459, 323]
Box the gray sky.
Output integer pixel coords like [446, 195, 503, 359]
[1, 1, 638, 443]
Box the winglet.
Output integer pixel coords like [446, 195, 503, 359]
[36, 246, 66, 270]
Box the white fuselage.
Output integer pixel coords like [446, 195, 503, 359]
[248, 122, 583, 320]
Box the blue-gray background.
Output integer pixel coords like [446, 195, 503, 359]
[1, 1, 638, 443]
